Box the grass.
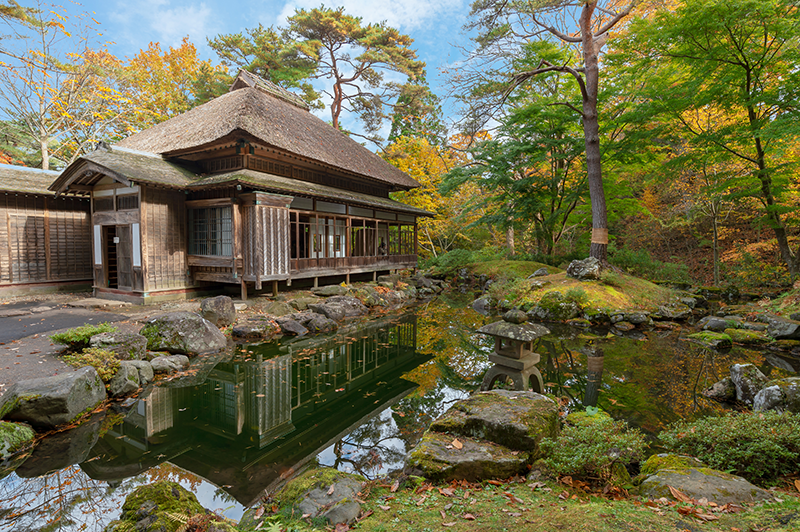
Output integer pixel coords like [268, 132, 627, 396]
[253, 475, 800, 532]
[466, 260, 560, 280]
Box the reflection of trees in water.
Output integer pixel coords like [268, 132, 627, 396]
[0, 465, 121, 532]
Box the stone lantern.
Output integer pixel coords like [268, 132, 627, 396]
[477, 310, 549, 392]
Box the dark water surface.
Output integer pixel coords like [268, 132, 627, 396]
[1, 295, 797, 531]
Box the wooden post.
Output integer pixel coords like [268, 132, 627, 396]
[346, 273, 350, 284]
[241, 279, 248, 301]
[372, 271, 376, 282]
[272, 279, 278, 297]
[314, 276, 318, 288]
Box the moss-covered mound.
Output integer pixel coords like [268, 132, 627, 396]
[106, 481, 208, 532]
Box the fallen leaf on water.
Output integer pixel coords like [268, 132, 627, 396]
[452, 438, 463, 450]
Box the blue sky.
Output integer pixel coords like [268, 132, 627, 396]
[76, 0, 475, 136]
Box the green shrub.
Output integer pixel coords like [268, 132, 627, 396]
[659, 411, 800, 486]
[50, 322, 117, 351]
[62, 347, 120, 382]
[540, 411, 648, 482]
[564, 287, 589, 306]
[424, 249, 475, 276]
[724, 252, 791, 288]
[609, 247, 690, 283]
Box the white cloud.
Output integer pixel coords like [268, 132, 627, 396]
[275, 0, 468, 32]
[109, 0, 213, 55]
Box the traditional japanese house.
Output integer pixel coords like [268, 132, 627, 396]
[49, 71, 430, 303]
[0, 164, 92, 295]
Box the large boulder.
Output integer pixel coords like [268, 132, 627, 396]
[730, 363, 768, 405]
[566, 257, 601, 281]
[637, 454, 772, 505]
[308, 302, 345, 321]
[324, 296, 369, 317]
[759, 313, 800, 339]
[150, 355, 190, 374]
[0, 367, 106, 430]
[275, 317, 308, 336]
[306, 315, 339, 334]
[687, 331, 732, 350]
[657, 302, 693, 320]
[231, 316, 281, 340]
[139, 312, 227, 356]
[725, 328, 771, 345]
[107, 362, 141, 397]
[89, 332, 147, 361]
[289, 297, 320, 311]
[259, 301, 295, 316]
[697, 315, 741, 332]
[527, 291, 581, 321]
[406, 432, 531, 481]
[753, 377, 800, 413]
[429, 390, 559, 453]
[105, 481, 207, 532]
[14, 412, 104, 478]
[285, 469, 365, 526]
[702, 377, 736, 402]
[200, 295, 236, 327]
[311, 284, 349, 297]
[126, 360, 154, 386]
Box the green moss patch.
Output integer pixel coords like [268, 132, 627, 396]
[275, 467, 365, 508]
[0, 421, 35, 458]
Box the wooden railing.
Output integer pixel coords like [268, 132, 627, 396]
[290, 254, 416, 273]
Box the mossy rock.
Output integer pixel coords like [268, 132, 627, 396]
[406, 431, 530, 482]
[637, 453, 772, 505]
[565, 409, 613, 427]
[687, 331, 732, 349]
[430, 390, 559, 453]
[106, 481, 206, 532]
[274, 467, 365, 509]
[0, 421, 35, 460]
[724, 328, 772, 345]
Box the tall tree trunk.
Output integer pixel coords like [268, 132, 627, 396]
[506, 225, 515, 254]
[580, 2, 608, 263]
[712, 206, 720, 286]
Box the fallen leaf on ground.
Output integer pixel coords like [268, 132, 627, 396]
[327, 485, 335, 495]
[668, 485, 693, 504]
[452, 438, 463, 450]
[462, 513, 476, 520]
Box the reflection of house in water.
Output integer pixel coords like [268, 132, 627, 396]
[82, 313, 427, 505]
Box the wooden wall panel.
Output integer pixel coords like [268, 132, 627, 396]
[143, 187, 189, 290]
[47, 197, 92, 280]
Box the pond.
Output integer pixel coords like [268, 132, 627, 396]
[1, 294, 797, 531]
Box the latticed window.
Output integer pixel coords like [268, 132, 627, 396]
[189, 207, 232, 256]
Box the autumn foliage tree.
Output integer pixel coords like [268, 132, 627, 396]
[384, 136, 483, 257]
[0, 2, 131, 168]
[614, 0, 800, 276]
[119, 37, 226, 133]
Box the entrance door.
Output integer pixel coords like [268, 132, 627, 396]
[104, 225, 132, 291]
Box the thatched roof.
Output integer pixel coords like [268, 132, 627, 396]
[191, 168, 432, 216]
[230, 69, 310, 110]
[49, 145, 198, 194]
[117, 80, 419, 190]
[0, 164, 61, 195]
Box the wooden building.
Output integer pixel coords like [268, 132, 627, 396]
[0, 165, 92, 295]
[49, 71, 430, 303]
